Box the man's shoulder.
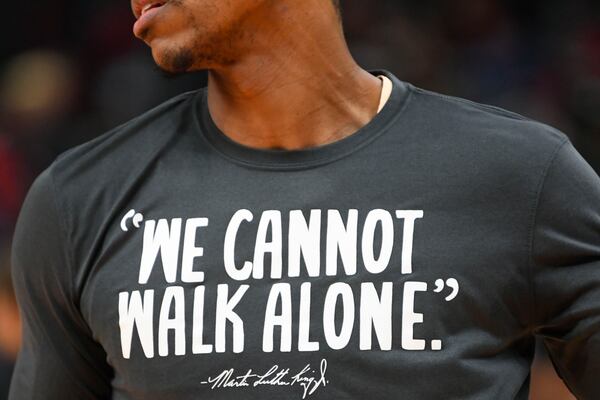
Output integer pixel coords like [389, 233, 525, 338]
[405, 84, 569, 155]
[49, 89, 201, 185]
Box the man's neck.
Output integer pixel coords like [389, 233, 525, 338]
[205, 1, 382, 151]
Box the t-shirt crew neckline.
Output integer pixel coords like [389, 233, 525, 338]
[194, 69, 412, 170]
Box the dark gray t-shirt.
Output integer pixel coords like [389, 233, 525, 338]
[9, 70, 600, 399]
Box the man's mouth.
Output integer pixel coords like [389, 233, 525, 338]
[132, 0, 167, 20]
[140, 2, 166, 17]
[132, 0, 169, 38]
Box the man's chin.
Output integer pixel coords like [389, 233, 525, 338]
[151, 45, 196, 77]
[153, 63, 187, 79]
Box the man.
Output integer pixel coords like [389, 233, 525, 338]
[9, 0, 600, 399]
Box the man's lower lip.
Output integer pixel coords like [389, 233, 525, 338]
[133, 5, 164, 37]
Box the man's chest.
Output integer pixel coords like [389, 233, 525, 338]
[76, 170, 532, 398]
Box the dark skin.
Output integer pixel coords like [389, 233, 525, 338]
[131, 0, 383, 150]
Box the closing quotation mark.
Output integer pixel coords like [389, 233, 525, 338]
[120, 209, 144, 232]
[433, 278, 460, 301]
[429, 278, 461, 351]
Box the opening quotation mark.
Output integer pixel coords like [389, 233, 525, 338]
[120, 209, 144, 232]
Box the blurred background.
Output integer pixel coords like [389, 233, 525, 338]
[1, 0, 599, 398]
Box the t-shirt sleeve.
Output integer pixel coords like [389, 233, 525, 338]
[531, 139, 600, 398]
[9, 167, 113, 399]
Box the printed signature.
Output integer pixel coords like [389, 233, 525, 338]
[200, 358, 329, 399]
